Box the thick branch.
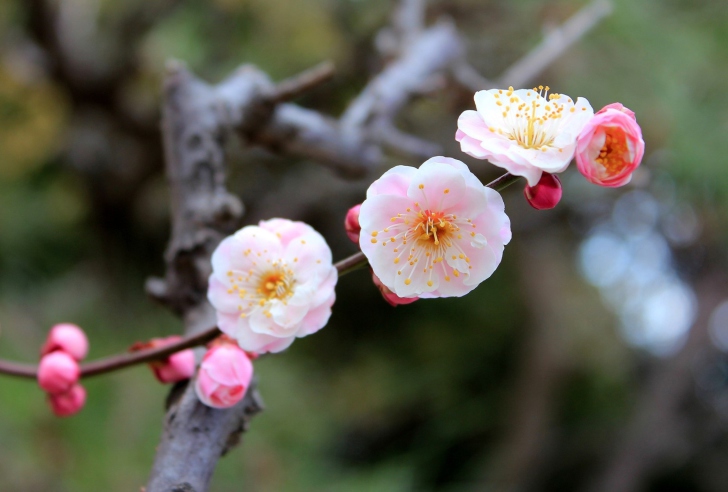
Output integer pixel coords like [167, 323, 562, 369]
[250, 103, 377, 178]
[267, 61, 335, 104]
[342, 18, 463, 134]
[145, 62, 266, 492]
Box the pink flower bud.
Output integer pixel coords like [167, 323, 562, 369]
[37, 351, 81, 394]
[152, 349, 196, 384]
[523, 172, 562, 210]
[132, 336, 196, 384]
[195, 338, 253, 409]
[371, 271, 418, 307]
[41, 323, 89, 361]
[575, 103, 645, 187]
[344, 204, 362, 244]
[48, 384, 86, 417]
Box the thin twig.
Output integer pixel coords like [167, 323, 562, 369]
[497, 0, 612, 88]
[335, 251, 368, 276]
[0, 327, 222, 381]
[452, 0, 612, 93]
[452, 62, 496, 92]
[267, 61, 336, 104]
[488, 172, 521, 192]
[0, 166, 519, 383]
[82, 328, 221, 377]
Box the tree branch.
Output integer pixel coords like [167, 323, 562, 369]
[0, 327, 222, 380]
[453, 0, 613, 92]
[341, 18, 463, 134]
[267, 61, 335, 104]
[0, 244, 384, 382]
[497, 0, 612, 88]
[145, 62, 266, 492]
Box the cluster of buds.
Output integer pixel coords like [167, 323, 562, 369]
[37, 324, 89, 417]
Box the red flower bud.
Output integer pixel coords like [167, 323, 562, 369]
[344, 204, 362, 244]
[524, 173, 562, 210]
[48, 384, 86, 417]
[371, 270, 418, 307]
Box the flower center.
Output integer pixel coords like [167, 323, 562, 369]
[596, 126, 630, 176]
[370, 198, 480, 287]
[414, 210, 454, 247]
[487, 86, 585, 151]
[226, 259, 296, 318]
[258, 270, 294, 300]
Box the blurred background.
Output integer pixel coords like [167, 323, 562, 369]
[1, 0, 728, 490]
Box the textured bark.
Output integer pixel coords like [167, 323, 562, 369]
[145, 64, 268, 492]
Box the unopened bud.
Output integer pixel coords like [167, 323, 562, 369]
[195, 338, 253, 409]
[38, 352, 80, 394]
[41, 323, 89, 361]
[48, 384, 86, 417]
[344, 204, 362, 244]
[524, 173, 562, 210]
[371, 271, 418, 307]
[133, 336, 196, 384]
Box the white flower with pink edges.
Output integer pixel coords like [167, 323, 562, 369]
[457, 86, 594, 185]
[359, 157, 511, 298]
[208, 219, 337, 354]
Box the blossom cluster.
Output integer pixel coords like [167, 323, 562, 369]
[457, 86, 644, 208]
[37, 324, 89, 417]
[199, 85, 644, 408]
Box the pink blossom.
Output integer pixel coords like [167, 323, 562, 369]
[132, 336, 196, 384]
[344, 204, 362, 244]
[371, 270, 418, 306]
[195, 338, 253, 409]
[208, 218, 337, 354]
[523, 172, 562, 210]
[48, 384, 86, 417]
[575, 103, 645, 187]
[37, 351, 80, 394]
[41, 323, 89, 361]
[359, 156, 511, 298]
[457, 86, 593, 186]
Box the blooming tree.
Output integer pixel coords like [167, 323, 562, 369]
[0, 0, 651, 490]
